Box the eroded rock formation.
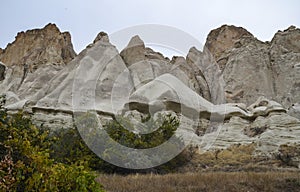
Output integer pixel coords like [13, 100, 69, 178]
[206, 25, 300, 110]
[0, 24, 299, 158]
[0, 23, 76, 70]
[0, 23, 77, 110]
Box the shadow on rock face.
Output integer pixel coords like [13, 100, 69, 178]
[0, 62, 5, 81]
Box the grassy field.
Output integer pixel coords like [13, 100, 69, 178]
[97, 171, 300, 192]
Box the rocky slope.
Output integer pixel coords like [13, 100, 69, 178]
[0, 24, 299, 166]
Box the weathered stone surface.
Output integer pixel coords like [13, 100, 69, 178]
[170, 56, 211, 100]
[0, 23, 76, 71]
[207, 25, 300, 109]
[2, 64, 64, 109]
[120, 36, 210, 99]
[247, 96, 286, 116]
[123, 75, 285, 121]
[186, 47, 226, 104]
[205, 25, 253, 70]
[204, 112, 300, 155]
[0, 24, 77, 110]
[269, 26, 300, 108]
[288, 103, 300, 119]
[36, 33, 128, 115]
[124, 73, 213, 120]
[222, 36, 275, 105]
[32, 110, 74, 130]
[120, 35, 147, 66]
[1, 24, 300, 159]
[93, 31, 109, 44]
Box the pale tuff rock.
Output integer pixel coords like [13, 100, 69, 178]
[32, 35, 128, 128]
[207, 113, 300, 152]
[186, 47, 226, 104]
[0, 24, 300, 158]
[0, 24, 77, 109]
[125, 77, 288, 120]
[288, 103, 300, 119]
[170, 56, 210, 101]
[120, 36, 210, 98]
[247, 96, 286, 116]
[206, 25, 300, 108]
[123, 73, 213, 119]
[120, 35, 147, 66]
[123, 75, 299, 154]
[222, 36, 275, 105]
[270, 26, 300, 108]
[36, 34, 128, 114]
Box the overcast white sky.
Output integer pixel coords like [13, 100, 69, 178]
[1, 0, 299, 56]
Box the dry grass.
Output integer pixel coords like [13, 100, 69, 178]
[97, 171, 300, 192]
[182, 144, 284, 172]
[97, 144, 300, 191]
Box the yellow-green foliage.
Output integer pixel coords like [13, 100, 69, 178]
[0, 95, 104, 192]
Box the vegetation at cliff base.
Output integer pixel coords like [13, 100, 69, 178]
[0, 95, 104, 192]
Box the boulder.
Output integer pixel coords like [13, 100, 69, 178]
[247, 96, 286, 116]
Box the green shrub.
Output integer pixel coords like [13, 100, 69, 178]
[49, 128, 112, 173]
[52, 113, 193, 174]
[0, 95, 104, 192]
[104, 114, 194, 173]
[105, 114, 179, 149]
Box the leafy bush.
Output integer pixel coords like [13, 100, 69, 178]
[104, 114, 194, 173]
[0, 95, 104, 192]
[52, 113, 193, 174]
[105, 114, 179, 149]
[0, 91, 194, 191]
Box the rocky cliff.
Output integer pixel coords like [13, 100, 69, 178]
[0, 23, 76, 69]
[0, 23, 76, 109]
[206, 25, 300, 109]
[0, 24, 299, 166]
